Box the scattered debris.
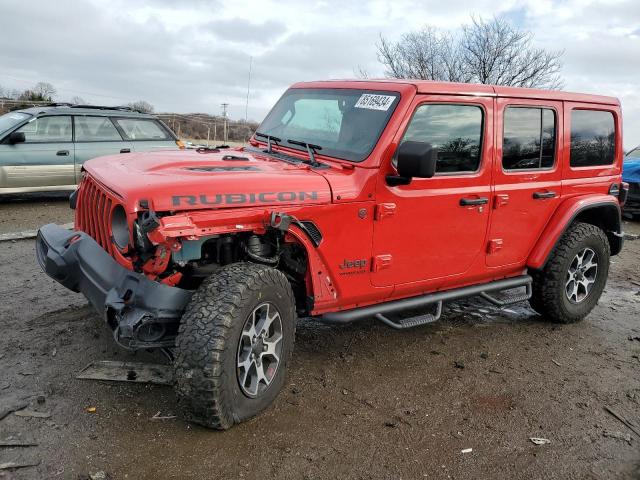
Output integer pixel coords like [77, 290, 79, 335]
[86, 407, 97, 414]
[77, 360, 173, 385]
[488, 369, 504, 374]
[14, 409, 51, 419]
[384, 420, 399, 428]
[529, 437, 551, 445]
[0, 460, 40, 470]
[0, 395, 30, 420]
[623, 232, 639, 241]
[342, 389, 349, 395]
[0, 223, 73, 242]
[151, 411, 177, 421]
[480, 352, 489, 359]
[454, 361, 465, 369]
[628, 336, 640, 342]
[291, 386, 301, 395]
[460, 448, 473, 454]
[89, 471, 110, 480]
[36, 395, 46, 405]
[0, 438, 38, 447]
[552, 360, 562, 367]
[603, 430, 632, 444]
[604, 406, 640, 438]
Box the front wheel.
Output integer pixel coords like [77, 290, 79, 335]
[173, 263, 296, 429]
[529, 222, 610, 323]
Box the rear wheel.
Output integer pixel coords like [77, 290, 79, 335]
[529, 222, 610, 323]
[173, 262, 296, 429]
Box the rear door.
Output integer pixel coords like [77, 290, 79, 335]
[371, 95, 493, 288]
[73, 115, 133, 181]
[486, 98, 563, 267]
[113, 117, 177, 153]
[0, 115, 75, 190]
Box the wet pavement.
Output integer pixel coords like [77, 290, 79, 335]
[0, 199, 638, 479]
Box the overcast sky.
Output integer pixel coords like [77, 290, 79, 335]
[1, 0, 639, 148]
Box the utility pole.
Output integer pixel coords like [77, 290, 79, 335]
[245, 56, 252, 122]
[221, 103, 229, 143]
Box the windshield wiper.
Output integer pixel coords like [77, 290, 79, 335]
[287, 139, 324, 167]
[254, 131, 281, 153]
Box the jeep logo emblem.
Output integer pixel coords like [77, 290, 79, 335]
[339, 258, 367, 270]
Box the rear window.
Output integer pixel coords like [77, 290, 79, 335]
[114, 118, 170, 141]
[75, 116, 122, 142]
[570, 110, 615, 167]
[502, 107, 556, 170]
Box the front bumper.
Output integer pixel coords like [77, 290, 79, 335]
[36, 223, 193, 349]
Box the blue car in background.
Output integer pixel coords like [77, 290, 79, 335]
[623, 146, 640, 217]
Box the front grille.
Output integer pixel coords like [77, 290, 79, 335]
[75, 175, 120, 255]
[629, 183, 640, 194]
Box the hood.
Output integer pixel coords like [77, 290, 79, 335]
[84, 149, 333, 212]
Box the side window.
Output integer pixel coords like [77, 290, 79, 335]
[75, 116, 122, 142]
[16, 116, 72, 143]
[114, 118, 170, 141]
[502, 107, 556, 170]
[401, 104, 483, 173]
[570, 110, 615, 167]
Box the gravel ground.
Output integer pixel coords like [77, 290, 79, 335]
[0, 193, 74, 234]
[0, 200, 638, 480]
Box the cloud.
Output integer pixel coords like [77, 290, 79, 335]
[0, 0, 638, 147]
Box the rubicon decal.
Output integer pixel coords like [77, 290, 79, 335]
[172, 191, 319, 207]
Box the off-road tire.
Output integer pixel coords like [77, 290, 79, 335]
[173, 262, 296, 429]
[529, 222, 610, 323]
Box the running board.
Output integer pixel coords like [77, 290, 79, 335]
[375, 301, 442, 330]
[319, 275, 532, 326]
[480, 283, 532, 307]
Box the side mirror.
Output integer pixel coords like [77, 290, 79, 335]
[8, 131, 26, 145]
[386, 141, 438, 186]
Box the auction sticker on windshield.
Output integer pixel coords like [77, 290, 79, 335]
[354, 94, 396, 111]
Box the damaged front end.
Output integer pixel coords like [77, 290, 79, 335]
[36, 224, 193, 350]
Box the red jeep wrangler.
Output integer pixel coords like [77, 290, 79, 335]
[36, 80, 627, 429]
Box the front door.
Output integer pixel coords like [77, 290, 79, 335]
[486, 98, 563, 267]
[371, 95, 494, 288]
[0, 115, 75, 190]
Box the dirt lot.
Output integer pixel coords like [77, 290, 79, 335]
[0, 196, 639, 480]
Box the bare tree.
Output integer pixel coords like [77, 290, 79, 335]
[33, 82, 57, 101]
[353, 64, 370, 79]
[377, 16, 563, 89]
[128, 100, 154, 113]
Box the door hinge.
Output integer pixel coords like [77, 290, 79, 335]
[493, 194, 509, 209]
[375, 203, 396, 221]
[372, 254, 393, 272]
[487, 239, 503, 254]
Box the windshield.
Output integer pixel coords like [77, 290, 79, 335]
[0, 111, 31, 135]
[626, 148, 640, 160]
[257, 88, 400, 162]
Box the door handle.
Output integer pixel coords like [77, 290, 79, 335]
[120, 148, 131, 154]
[459, 197, 488, 206]
[56, 150, 69, 156]
[533, 191, 557, 200]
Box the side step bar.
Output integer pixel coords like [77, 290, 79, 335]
[319, 275, 532, 327]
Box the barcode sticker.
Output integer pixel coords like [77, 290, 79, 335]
[354, 94, 396, 111]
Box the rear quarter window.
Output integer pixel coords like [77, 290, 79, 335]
[570, 110, 615, 167]
[114, 118, 170, 141]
